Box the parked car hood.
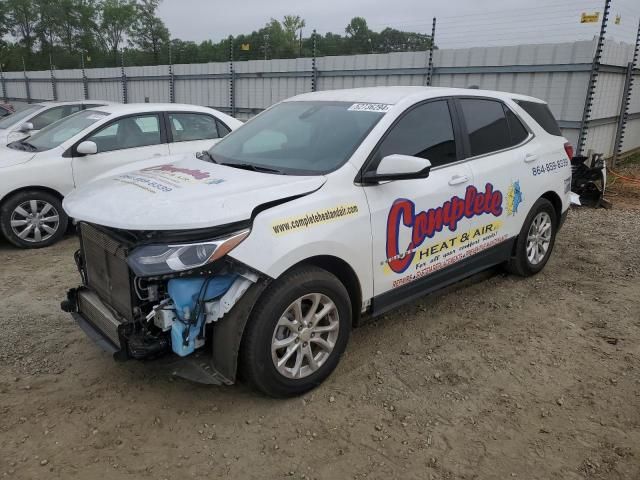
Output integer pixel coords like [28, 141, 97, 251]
[0, 145, 37, 168]
[63, 156, 327, 230]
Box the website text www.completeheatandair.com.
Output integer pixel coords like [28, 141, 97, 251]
[272, 204, 359, 235]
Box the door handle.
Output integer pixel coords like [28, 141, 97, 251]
[448, 174, 470, 186]
[524, 153, 538, 163]
[152, 153, 163, 157]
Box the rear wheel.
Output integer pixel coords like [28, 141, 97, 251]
[507, 198, 557, 276]
[0, 190, 68, 248]
[241, 265, 351, 397]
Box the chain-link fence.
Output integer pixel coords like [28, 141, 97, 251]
[0, 0, 639, 160]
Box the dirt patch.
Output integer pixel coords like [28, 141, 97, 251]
[1, 190, 639, 479]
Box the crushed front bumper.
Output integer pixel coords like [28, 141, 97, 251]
[62, 278, 269, 385]
[62, 287, 232, 385]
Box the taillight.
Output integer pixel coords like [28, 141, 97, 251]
[564, 142, 574, 160]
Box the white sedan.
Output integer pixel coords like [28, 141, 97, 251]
[0, 103, 242, 248]
[0, 100, 113, 144]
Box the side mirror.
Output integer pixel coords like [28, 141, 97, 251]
[76, 140, 98, 155]
[19, 122, 34, 132]
[362, 154, 432, 184]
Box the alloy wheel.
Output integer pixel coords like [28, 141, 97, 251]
[271, 293, 340, 379]
[526, 211, 552, 265]
[10, 200, 60, 243]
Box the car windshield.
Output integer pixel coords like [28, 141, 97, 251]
[15, 110, 109, 152]
[209, 101, 386, 175]
[0, 104, 43, 129]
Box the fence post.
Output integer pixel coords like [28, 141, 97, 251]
[22, 57, 31, 103]
[49, 54, 58, 101]
[168, 42, 175, 103]
[229, 36, 235, 117]
[425, 17, 436, 86]
[577, 0, 611, 156]
[0, 64, 7, 102]
[311, 29, 318, 92]
[81, 52, 89, 100]
[612, 19, 640, 166]
[120, 49, 128, 104]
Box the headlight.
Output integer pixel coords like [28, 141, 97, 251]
[126, 229, 250, 277]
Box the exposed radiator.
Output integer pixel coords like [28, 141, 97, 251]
[80, 223, 135, 320]
[77, 289, 123, 348]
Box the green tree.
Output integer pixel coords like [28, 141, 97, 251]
[99, 0, 136, 60]
[282, 14, 305, 52]
[130, 0, 169, 64]
[345, 16, 373, 53]
[75, 0, 100, 54]
[35, 0, 59, 55]
[6, 0, 39, 53]
[377, 28, 431, 53]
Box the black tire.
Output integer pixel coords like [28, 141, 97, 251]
[240, 265, 352, 397]
[0, 190, 68, 248]
[506, 198, 558, 277]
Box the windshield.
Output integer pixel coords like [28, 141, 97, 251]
[0, 104, 43, 129]
[16, 110, 110, 152]
[209, 101, 386, 175]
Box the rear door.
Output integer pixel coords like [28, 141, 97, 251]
[455, 97, 533, 242]
[166, 112, 229, 156]
[364, 99, 489, 301]
[71, 113, 169, 186]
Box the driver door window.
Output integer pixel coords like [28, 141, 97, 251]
[372, 100, 458, 169]
[87, 114, 161, 152]
[72, 113, 169, 187]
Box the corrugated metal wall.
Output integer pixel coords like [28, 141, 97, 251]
[1, 38, 638, 156]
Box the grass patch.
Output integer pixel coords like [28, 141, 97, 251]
[618, 152, 640, 166]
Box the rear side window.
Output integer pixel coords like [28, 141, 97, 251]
[217, 120, 231, 137]
[515, 100, 562, 136]
[169, 112, 219, 142]
[458, 99, 513, 157]
[504, 106, 529, 145]
[373, 100, 457, 168]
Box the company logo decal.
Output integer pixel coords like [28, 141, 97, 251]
[506, 180, 523, 216]
[142, 164, 211, 180]
[385, 183, 503, 274]
[114, 163, 225, 193]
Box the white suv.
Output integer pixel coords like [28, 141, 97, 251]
[62, 87, 572, 397]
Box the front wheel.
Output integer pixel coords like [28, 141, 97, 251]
[0, 190, 68, 248]
[507, 198, 558, 277]
[240, 266, 352, 397]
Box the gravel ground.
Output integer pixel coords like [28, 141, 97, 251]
[1, 186, 639, 480]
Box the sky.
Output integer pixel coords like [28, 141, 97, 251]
[157, 0, 640, 48]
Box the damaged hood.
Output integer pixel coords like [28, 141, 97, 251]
[63, 156, 326, 230]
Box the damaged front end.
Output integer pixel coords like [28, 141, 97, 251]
[571, 153, 608, 207]
[61, 222, 268, 384]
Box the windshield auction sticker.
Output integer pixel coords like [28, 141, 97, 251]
[113, 164, 225, 193]
[347, 103, 392, 113]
